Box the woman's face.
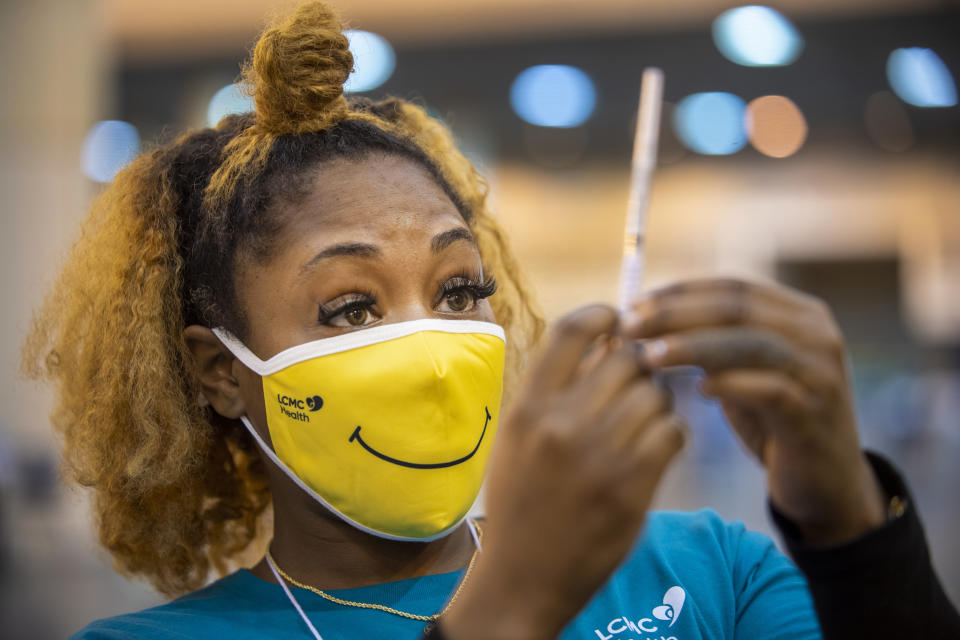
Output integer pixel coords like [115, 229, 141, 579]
[231, 152, 494, 436]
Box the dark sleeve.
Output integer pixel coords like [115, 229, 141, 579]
[769, 451, 960, 640]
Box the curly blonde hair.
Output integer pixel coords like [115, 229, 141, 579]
[21, 1, 544, 598]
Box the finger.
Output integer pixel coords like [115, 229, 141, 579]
[629, 412, 688, 476]
[641, 328, 840, 393]
[644, 327, 794, 371]
[528, 305, 619, 391]
[570, 343, 650, 416]
[716, 400, 768, 459]
[702, 370, 812, 426]
[572, 335, 618, 382]
[593, 378, 669, 450]
[631, 277, 823, 318]
[622, 289, 830, 348]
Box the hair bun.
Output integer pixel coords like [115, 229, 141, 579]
[247, 2, 353, 134]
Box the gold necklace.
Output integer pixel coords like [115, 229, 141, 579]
[266, 520, 482, 623]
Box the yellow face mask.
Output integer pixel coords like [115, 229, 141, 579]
[213, 319, 505, 541]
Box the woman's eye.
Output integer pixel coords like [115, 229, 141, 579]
[445, 290, 473, 313]
[319, 295, 379, 328]
[344, 306, 369, 326]
[436, 275, 496, 314]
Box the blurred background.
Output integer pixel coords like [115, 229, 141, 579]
[1, 0, 958, 637]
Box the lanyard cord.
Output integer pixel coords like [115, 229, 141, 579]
[267, 550, 325, 640]
[267, 518, 482, 639]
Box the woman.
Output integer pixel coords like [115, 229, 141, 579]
[23, 2, 958, 639]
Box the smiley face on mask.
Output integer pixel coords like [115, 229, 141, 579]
[214, 319, 505, 541]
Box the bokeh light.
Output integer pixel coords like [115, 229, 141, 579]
[865, 91, 915, 152]
[746, 95, 808, 158]
[712, 6, 803, 67]
[673, 92, 748, 155]
[207, 83, 255, 127]
[510, 65, 597, 128]
[344, 30, 396, 93]
[886, 48, 957, 108]
[81, 120, 140, 183]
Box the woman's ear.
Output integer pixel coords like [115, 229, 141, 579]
[183, 325, 247, 419]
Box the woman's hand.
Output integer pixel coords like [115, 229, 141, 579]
[622, 277, 887, 546]
[442, 305, 686, 640]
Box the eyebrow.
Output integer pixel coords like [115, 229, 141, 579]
[299, 242, 379, 275]
[430, 227, 475, 253]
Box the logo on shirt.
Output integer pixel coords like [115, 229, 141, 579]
[591, 585, 686, 640]
[652, 586, 685, 627]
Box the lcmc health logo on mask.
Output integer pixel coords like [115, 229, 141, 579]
[276, 393, 323, 422]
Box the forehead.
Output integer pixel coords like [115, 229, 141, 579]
[277, 153, 467, 245]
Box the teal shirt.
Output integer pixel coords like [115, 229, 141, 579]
[72, 509, 823, 640]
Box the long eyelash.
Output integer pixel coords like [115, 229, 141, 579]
[318, 291, 377, 323]
[439, 273, 498, 301]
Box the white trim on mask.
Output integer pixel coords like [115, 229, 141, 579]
[212, 319, 506, 377]
[239, 416, 466, 543]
